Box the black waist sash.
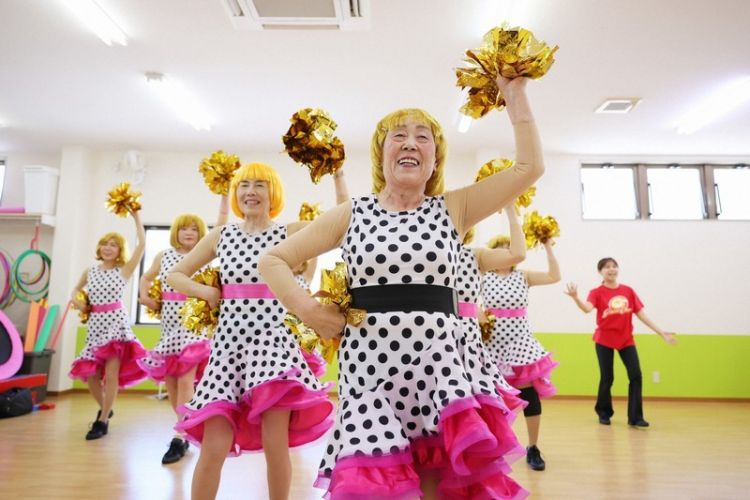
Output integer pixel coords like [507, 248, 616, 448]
[351, 284, 458, 315]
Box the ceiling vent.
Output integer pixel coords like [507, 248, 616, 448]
[595, 98, 640, 114]
[221, 0, 370, 30]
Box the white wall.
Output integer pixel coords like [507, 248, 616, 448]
[2, 145, 749, 391]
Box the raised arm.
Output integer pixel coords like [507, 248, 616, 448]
[635, 309, 678, 345]
[121, 210, 146, 280]
[259, 201, 352, 338]
[70, 269, 89, 311]
[445, 79, 544, 234]
[167, 226, 222, 308]
[138, 251, 163, 310]
[333, 169, 350, 204]
[564, 283, 594, 313]
[216, 194, 229, 226]
[474, 207, 526, 272]
[525, 240, 561, 287]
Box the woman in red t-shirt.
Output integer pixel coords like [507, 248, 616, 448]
[565, 257, 676, 427]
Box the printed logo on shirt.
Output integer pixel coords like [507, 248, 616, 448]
[603, 295, 632, 318]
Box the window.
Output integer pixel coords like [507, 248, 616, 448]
[0, 158, 6, 204]
[646, 165, 705, 220]
[713, 166, 750, 220]
[131, 225, 170, 324]
[581, 163, 749, 221]
[581, 165, 638, 220]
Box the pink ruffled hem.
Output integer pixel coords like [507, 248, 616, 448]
[497, 386, 528, 424]
[137, 340, 210, 383]
[505, 354, 559, 399]
[302, 349, 327, 378]
[69, 339, 148, 388]
[176, 368, 334, 456]
[319, 393, 526, 499]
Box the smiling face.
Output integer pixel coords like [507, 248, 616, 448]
[177, 223, 200, 250]
[599, 260, 619, 281]
[235, 179, 271, 218]
[381, 119, 437, 194]
[98, 238, 121, 263]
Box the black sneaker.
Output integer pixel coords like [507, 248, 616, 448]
[628, 419, 650, 428]
[599, 416, 611, 425]
[85, 420, 109, 440]
[162, 438, 187, 464]
[182, 440, 190, 453]
[526, 445, 546, 471]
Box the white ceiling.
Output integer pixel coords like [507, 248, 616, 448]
[1, 0, 749, 157]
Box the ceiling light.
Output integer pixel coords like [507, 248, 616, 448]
[595, 98, 640, 114]
[675, 76, 750, 134]
[457, 115, 473, 134]
[61, 0, 128, 46]
[144, 72, 213, 131]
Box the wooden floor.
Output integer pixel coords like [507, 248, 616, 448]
[1, 393, 748, 499]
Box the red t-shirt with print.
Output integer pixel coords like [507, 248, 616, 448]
[586, 284, 644, 350]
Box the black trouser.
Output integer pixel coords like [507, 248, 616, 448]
[595, 343, 643, 422]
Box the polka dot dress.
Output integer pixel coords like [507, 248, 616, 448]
[316, 196, 526, 499]
[69, 265, 147, 388]
[176, 223, 333, 455]
[293, 272, 327, 378]
[456, 247, 526, 413]
[482, 270, 557, 397]
[138, 248, 210, 382]
[294, 273, 309, 290]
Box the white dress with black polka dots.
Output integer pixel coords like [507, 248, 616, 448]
[456, 247, 526, 415]
[482, 270, 557, 398]
[315, 196, 526, 499]
[69, 265, 147, 388]
[138, 248, 211, 382]
[292, 273, 327, 378]
[176, 223, 333, 455]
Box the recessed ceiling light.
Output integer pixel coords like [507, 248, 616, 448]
[144, 72, 213, 131]
[60, 0, 128, 46]
[675, 76, 750, 134]
[595, 98, 640, 114]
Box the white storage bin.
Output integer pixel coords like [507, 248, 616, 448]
[23, 165, 60, 215]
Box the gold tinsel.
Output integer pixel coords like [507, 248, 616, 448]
[487, 235, 511, 249]
[523, 211, 560, 249]
[198, 150, 241, 195]
[179, 267, 221, 336]
[298, 202, 322, 221]
[145, 277, 162, 319]
[282, 108, 345, 184]
[475, 158, 536, 212]
[76, 290, 90, 324]
[480, 311, 496, 343]
[106, 182, 142, 217]
[456, 24, 558, 119]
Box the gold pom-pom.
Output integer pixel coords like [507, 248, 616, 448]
[480, 311, 496, 343]
[523, 211, 560, 249]
[179, 267, 221, 336]
[282, 108, 346, 184]
[283, 262, 365, 364]
[146, 278, 162, 319]
[463, 227, 476, 246]
[475, 158, 536, 211]
[298, 202, 322, 221]
[456, 24, 558, 119]
[106, 182, 142, 217]
[76, 290, 90, 324]
[198, 150, 241, 195]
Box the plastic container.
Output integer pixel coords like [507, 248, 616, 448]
[23, 165, 60, 215]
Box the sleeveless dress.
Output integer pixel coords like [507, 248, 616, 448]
[315, 196, 527, 500]
[482, 270, 557, 398]
[137, 248, 211, 382]
[69, 265, 147, 388]
[175, 223, 334, 455]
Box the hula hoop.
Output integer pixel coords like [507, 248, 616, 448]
[11, 248, 51, 303]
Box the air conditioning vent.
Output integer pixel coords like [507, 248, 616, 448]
[595, 98, 640, 114]
[221, 0, 369, 30]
